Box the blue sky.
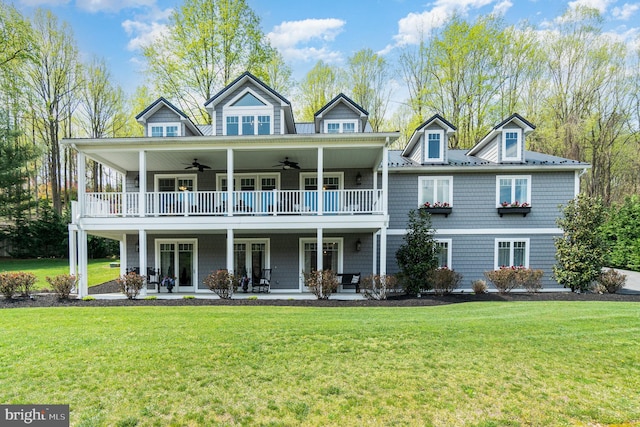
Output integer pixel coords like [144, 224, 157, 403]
[12, 0, 640, 96]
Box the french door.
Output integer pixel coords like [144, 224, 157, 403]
[156, 239, 197, 292]
[234, 239, 269, 287]
[299, 238, 343, 291]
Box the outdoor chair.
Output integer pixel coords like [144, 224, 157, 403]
[252, 268, 271, 293]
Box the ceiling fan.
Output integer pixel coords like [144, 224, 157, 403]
[274, 157, 300, 170]
[184, 159, 211, 172]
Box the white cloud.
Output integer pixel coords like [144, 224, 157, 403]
[612, 3, 640, 20]
[492, 0, 513, 16]
[122, 18, 169, 51]
[75, 0, 156, 13]
[267, 18, 346, 63]
[18, 0, 70, 7]
[567, 0, 615, 13]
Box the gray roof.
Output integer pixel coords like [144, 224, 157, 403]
[197, 125, 213, 136]
[295, 122, 315, 134]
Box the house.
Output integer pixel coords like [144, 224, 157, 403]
[64, 72, 589, 297]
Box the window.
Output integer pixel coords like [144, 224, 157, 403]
[148, 123, 181, 137]
[242, 116, 254, 135]
[435, 239, 452, 268]
[502, 129, 522, 161]
[496, 175, 531, 207]
[418, 176, 453, 207]
[495, 239, 529, 269]
[324, 120, 358, 134]
[258, 116, 270, 135]
[226, 116, 239, 135]
[151, 126, 163, 137]
[300, 238, 343, 290]
[426, 131, 444, 162]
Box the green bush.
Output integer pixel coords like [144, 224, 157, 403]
[82, 296, 96, 301]
[602, 196, 640, 271]
[116, 272, 145, 300]
[203, 270, 238, 299]
[143, 296, 157, 300]
[431, 268, 462, 296]
[46, 274, 77, 300]
[304, 270, 338, 300]
[361, 274, 399, 300]
[597, 269, 627, 294]
[16, 272, 37, 297]
[183, 295, 195, 299]
[396, 209, 438, 295]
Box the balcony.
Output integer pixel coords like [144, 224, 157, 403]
[82, 189, 383, 218]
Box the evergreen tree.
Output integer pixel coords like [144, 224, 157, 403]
[396, 208, 438, 295]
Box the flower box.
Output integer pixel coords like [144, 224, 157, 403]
[421, 207, 453, 217]
[497, 206, 531, 217]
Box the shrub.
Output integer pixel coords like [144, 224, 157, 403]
[304, 270, 339, 299]
[515, 268, 544, 293]
[471, 279, 488, 294]
[431, 268, 463, 296]
[203, 270, 237, 299]
[0, 272, 19, 299]
[361, 274, 399, 300]
[248, 295, 258, 300]
[484, 268, 518, 293]
[143, 296, 157, 300]
[46, 274, 77, 300]
[82, 296, 96, 301]
[395, 209, 438, 295]
[116, 271, 145, 300]
[597, 269, 627, 294]
[14, 272, 37, 297]
[183, 295, 195, 299]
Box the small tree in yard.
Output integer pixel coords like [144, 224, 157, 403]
[396, 208, 438, 295]
[117, 271, 145, 300]
[554, 194, 607, 292]
[203, 270, 238, 299]
[304, 269, 339, 300]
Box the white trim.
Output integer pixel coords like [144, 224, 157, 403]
[435, 238, 452, 268]
[154, 173, 198, 192]
[232, 238, 271, 283]
[418, 175, 453, 207]
[494, 237, 530, 269]
[424, 129, 445, 163]
[222, 88, 273, 136]
[216, 172, 280, 191]
[154, 238, 198, 292]
[501, 129, 522, 162]
[387, 228, 562, 235]
[299, 172, 344, 190]
[496, 175, 531, 208]
[298, 237, 344, 290]
[324, 119, 359, 134]
[148, 122, 181, 137]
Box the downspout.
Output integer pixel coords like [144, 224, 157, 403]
[575, 167, 588, 197]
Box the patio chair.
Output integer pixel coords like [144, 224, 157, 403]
[252, 268, 271, 293]
[147, 267, 160, 292]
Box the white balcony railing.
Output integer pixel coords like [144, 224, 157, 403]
[82, 189, 383, 218]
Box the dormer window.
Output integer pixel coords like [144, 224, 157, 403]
[502, 129, 522, 161]
[425, 130, 445, 162]
[223, 89, 273, 136]
[325, 119, 358, 134]
[149, 123, 181, 137]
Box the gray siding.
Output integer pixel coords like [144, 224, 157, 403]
[213, 83, 284, 135]
[321, 103, 362, 132]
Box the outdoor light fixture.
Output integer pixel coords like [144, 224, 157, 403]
[355, 238, 362, 252]
[356, 172, 362, 186]
[135, 241, 140, 252]
[134, 175, 140, 188]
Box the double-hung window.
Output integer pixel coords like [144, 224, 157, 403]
[495, 239, 529, 269]
[425, 130, 444, 162]
[497, 175, 531, 207]
[501, 129, 522, 161]
[418, 176, 453, 207]
[435, 239, 452, 269]
[242, 116, 254, 135]
[223, 89, 273, 135]
[324, 120, 358, 134]
[258, 116, 270, 135]
[149, 123, 181, 137]
[226, 116, 239, 135]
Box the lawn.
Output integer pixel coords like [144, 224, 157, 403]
[0, 258, 118, 288]
[1, 303, 639, 426]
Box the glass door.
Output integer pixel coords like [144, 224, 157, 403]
[156, 239, 197, 292]
[234, 239, 269, 291]
[300, 239, 342, 291]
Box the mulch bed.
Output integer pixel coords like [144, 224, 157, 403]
[2, 289, 640, 309]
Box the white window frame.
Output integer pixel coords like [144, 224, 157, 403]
[424, 130, 445, 163]
[418, 176, 453, 207]
[300, 172, 344, 190]
[216, 173, 280, 191]
[148, 122, 182, 137]
[298, 237, 344, 291]
[501, 128, 522, 162]
[222, 88, 273, 136]
[495, 175, 531, 208]
[154, 238, 198, 291]
[435, 238, 452, 269]
[494, 238, 530, 269]
[324, 119, 359, 134]
[154, 173, 198, 192]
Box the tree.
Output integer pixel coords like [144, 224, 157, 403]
[297, 61, 343, 121]
[395, 208, 438, 295]
[346, 48, 390, 131]
[553, 194, 607, 292]
[0, 2, 34, 67]
[601, 196, 640, 271]
[143, 0, 274, 124]
[262, 50, 294, 98]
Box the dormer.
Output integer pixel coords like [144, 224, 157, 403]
[204, 71, 296, 136]
[467, 113, 535, 163]
[136, 97, 203, 137]
[314, 94, 369, 134]
[402, 114, 456, 164]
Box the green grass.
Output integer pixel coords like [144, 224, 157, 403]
[0, 258, 119, 288]
[1, 302, 639, 426]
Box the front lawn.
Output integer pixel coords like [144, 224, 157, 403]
[1, 302, 639, 426]
[0, 258, 118, 288]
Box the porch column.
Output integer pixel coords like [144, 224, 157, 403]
[379, 227, 387, 277]
[382, 144, 389, 214]
[227, 148, 234, 216]
[77, 152, 86, 217]
[372, 231, 378, 275]
[120, 234, 127, 278]
[226, 228, 234, 273]
[68, 227, 77, 277]
[139, 229, 147, 297]
[138, 151, 147, 217]
[316, 227, 323, 272]
[78, 228, 88, 298]
[317, 147, 323, 215]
